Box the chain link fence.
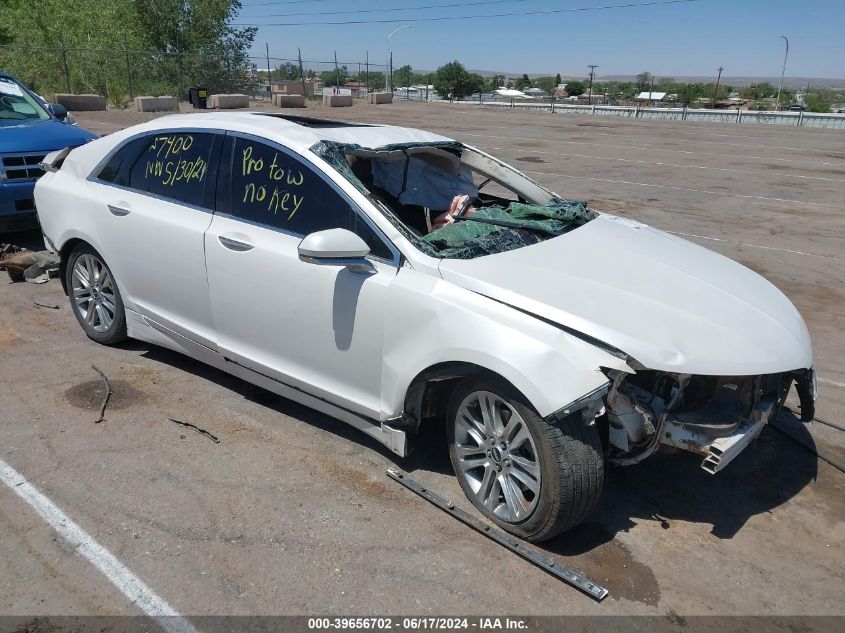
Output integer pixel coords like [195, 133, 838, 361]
[0, 44, 391, 106]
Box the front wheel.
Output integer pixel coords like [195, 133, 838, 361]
[447, 377, 604, 542]
[66, 244, 127, 345]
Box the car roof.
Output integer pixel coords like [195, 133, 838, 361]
[128, 111, 455, 153]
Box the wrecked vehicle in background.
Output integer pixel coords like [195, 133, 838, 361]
[34, 113, 817, 542]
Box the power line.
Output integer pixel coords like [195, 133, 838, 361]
[244, 0, 332, 6]
[233, 0, 699, 27]
[240, 0, 533, 19]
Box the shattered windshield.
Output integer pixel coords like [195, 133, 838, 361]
[312, 140, 594, 259]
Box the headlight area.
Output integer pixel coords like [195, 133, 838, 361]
[598, 368, 812, 474]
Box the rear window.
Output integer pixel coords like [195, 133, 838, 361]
[97, 132, 219, 209]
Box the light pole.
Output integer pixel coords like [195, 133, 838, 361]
[386, 25, 411, 92]
[776, 35, 789, 111]
[587, 64, 598, 103]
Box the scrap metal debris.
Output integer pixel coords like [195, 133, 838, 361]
[0, 248, 60, 283]
[386, 467, 608, 601]
[33, 299, 60, 310]
[167, 417, 220, 444]
[90, 364, 112, 424]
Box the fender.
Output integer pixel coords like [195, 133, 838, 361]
[381, 267, 630, 420]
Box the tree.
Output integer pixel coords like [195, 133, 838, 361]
[514, 73, 532, 91]
[555, 73, 562, 85]
[393, 64, 413, 89]
[566, 80, 585, 97]
[432, 61, 484, 100]
[534, 76, 557, 94]
[320, 66, 348, 87]
[635, 71, 653, 93]
[805, 90, 834, 113]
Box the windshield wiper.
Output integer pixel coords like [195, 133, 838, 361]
[451, 215, 564, 237]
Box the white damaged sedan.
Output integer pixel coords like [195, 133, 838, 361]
[35, 113, 817, 542]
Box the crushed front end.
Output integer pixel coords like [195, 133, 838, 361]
[600, 367, 816, 473]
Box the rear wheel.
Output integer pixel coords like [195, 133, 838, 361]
[66, 244, 127, 345]
[447, 376, 604, 542]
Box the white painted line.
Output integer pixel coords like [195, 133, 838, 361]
[665, 230, 845, 262]
[0, 457, 199, 633]
[819, 377, 845, 389]
[523, 168, 839, 209]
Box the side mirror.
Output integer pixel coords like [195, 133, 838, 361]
[48, 103, 68, 121]
[298, 228, 373, 272]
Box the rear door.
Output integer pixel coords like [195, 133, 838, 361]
[204, 132, 399, 418]
[89, 130, 223, 345]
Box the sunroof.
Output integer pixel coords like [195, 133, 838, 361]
[255, 113, 373, 128]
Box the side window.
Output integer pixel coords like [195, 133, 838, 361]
[126, 132, 217, 208]
[96, 137, 150, 187]
[225, 136, 346, 234]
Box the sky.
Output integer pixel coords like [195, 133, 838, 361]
[236, 0, 845, 79]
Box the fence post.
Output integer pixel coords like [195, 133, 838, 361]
[123, 33, 133, 99]
[510, 98, 514, 109]
[682, 105, 687, 121]
[798, 110, 804, 126]
[737, 109, 741, 123]
[634, 106, 639, 118]
[59, 39, 71, 93]
[551, 96, 555, 113]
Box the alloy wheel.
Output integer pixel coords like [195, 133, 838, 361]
[453, 390, 542, 523]
[71, 253, 117, 333]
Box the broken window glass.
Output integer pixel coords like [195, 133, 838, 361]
[311, 140, 595, 260]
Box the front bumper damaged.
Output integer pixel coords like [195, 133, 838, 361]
[604, 368, 814, 474]
[662, 400, 773, 474]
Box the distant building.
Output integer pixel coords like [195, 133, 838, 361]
[635, 91, 667, 104]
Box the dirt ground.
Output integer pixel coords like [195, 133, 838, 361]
[1, 101, 843, 624]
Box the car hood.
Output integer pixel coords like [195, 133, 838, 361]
[437, 214, 812, 375]
[0, 119, 96, 153]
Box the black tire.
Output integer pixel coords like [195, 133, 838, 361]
[447, 376, 604, 543]
[65, 243, 127, 345]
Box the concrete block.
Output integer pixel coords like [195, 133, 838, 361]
[273, 94, 306, 108]
[134, 96, 178, 112]
[54, 93, 106, 111]
[367, 92, 393, 105]
[209, 93, 249, 109]
[322, 94, 353, 107]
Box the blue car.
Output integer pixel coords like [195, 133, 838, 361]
[1, 72, 97, 232]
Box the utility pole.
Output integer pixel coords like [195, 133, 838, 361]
[298, 48, 306, 97]
[390, 51, 393, 94]
[776, 35, 789, 111]
[713, 66, 723, 108]
[266, 43, 272, 88]
[334, 50, 340, 93]
[587, 64, 598, 103]
[365, 50, 369, 93]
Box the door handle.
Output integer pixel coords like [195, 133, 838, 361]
[107, 203, 131, 216]
[218, 235, 254, 252]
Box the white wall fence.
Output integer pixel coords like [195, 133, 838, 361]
[469, 100, 845, 129]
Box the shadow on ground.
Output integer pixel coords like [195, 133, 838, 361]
[132, 341, 818, 553]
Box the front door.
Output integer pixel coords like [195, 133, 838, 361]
[204, 133, 398, 418]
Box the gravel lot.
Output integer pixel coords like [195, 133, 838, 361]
[1, 101, 843, 623]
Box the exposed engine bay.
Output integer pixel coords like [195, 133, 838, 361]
[590, 368, 817, 473]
